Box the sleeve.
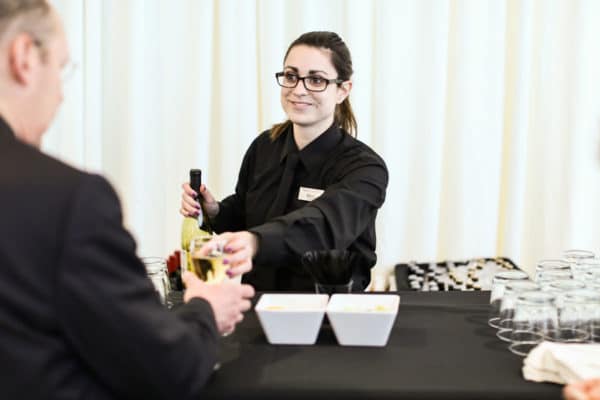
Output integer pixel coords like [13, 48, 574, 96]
[210, 138, 256, 233]
[56, 174, 219, 399]
[249, 151, 388, 267]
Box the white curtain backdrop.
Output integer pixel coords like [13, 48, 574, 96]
[44, 0, 600, 277]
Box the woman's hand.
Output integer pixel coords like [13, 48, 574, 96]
[216, 231, 258, 278]
[180, 182, 219, 218]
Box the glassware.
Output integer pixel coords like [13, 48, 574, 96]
[142, 257, 171, 306]
[544, 280, 586, 307]
[188, 236, 227, 283]
[586, 276, 600, 292]
[535, 259, 570, 281]
[558, 289, 600, 343]
[509, 291, 558, 356]
[572, 258, 600, 281]
[536, 269, 573, 289]
[563, 249, 595, 280]
[488, 270, 529, 328]
[496, 281, 540, 342]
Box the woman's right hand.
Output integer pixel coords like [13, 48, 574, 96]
[180, 182, 219, 218]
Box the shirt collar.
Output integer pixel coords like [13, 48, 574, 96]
[280, 122, 343, 171]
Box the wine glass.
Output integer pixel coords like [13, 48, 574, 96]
[188, 235, 237, 338]
[188, 236, 227, 283]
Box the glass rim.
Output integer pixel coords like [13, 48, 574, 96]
[579, 259, 600, 267]
[563, 249, 595, 259]
[141, 257, 167, 272]
[537, 269, 573, 279]
[493, 270, 529, 281]
[516, 290, 556, 304]
[504, 281, 540, 292]
[547, 279, 586, 290]
[141, 256, 166, 265]
[562, 289, 600, 303]
[536, 259, 570, 269]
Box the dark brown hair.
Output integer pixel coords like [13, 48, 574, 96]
[271, 31, 357, 140]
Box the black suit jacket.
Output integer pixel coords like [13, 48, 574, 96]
[0, 117, 219, 399]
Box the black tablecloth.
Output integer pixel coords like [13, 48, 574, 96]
[189, 291, 561, 399]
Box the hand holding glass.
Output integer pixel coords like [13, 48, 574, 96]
[188, 236, 228, 283]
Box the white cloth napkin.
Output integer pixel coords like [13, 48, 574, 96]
[523, 342, 600, 384]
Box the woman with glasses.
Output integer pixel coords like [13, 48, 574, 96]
[180, 31, 388, 291]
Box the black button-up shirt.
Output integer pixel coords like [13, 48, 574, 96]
[211, 123, 388, 291]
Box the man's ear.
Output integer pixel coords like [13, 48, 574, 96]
[8, 33, 37, 86]
[336, 80, 352, 104]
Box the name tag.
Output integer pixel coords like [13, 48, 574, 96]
[298, 186, 324, 202]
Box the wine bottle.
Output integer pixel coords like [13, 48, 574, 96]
[181, 169, 210, 274]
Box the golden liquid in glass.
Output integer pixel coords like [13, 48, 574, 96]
[190, 252, 227, 283]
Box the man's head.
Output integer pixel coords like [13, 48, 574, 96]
[0, 0, 69, 147]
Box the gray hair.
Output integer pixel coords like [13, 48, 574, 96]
[0, 0, 53, 43]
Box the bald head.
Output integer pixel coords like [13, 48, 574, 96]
[0, 0, 68, 147]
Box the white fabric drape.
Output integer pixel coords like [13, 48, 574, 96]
[44, 0, 600, 276]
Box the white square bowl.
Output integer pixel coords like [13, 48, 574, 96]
[326, 294, 400, 347]
[255, 294, 329, 345]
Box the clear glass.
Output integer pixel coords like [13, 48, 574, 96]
[563, 249, 595, 280]
[488, 270, 530, 328]
[586, 269, 600, 282]
[189, 236, 227, 283]
[586, 277, 600, 292]
[536, 269, 573, 289]
[572, 258, 600, 281]
[558, 289, 600, 343]
[535, 259, 570, 281]
[544, 328, 589, 343]
[509, 291, 558, 356]
[544, 280, 587, 307]
[496, 281, 540, 341]
[142, 257, 170, 306]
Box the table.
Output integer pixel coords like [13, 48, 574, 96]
[196, 291, 562, 399]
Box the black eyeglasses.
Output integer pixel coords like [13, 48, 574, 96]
[275, 71, 343, 92]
